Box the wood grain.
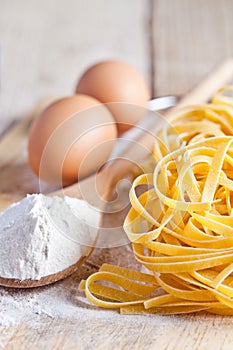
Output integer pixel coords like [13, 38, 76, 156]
[152, 0, 233, 96]
[0, 0, 150, 126]
[1, 1, 233, 349]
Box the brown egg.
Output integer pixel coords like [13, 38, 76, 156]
[28, 94, 117, 185]
[75, 60, 151, 133]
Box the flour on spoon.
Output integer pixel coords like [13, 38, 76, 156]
[0, 194, 100, 280]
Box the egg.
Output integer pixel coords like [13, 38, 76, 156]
[75, 60, 151, 133]
[28, 94, 117, 185]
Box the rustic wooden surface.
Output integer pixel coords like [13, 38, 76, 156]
[1, 1, 233, 349]
[152, 0, 233, 96]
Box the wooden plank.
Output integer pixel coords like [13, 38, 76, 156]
[1, 312, 233, 350]
[0, 0, 150, 126]
[152, 0, 233, 96]
[1, 1, 233, 349]
[0, 0, 151, 349]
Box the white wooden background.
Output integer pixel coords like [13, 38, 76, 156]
[1, 0, 233, 349]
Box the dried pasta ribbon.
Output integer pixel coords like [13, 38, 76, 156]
[80, 86, 233, 315]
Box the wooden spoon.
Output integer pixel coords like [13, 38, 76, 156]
[0, 59, 233, 288]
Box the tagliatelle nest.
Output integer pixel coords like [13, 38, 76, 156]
[80, 86, 233, 315]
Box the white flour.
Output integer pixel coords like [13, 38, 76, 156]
[0, 194, 100, 280]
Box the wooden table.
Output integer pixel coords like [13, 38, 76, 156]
[1, 1, 233, 349]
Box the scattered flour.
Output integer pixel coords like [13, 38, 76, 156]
[0, 274, 168, 329]
[0, 194, 100, 280]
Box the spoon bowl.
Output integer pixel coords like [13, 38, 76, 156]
[0, 255, 90, 288]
